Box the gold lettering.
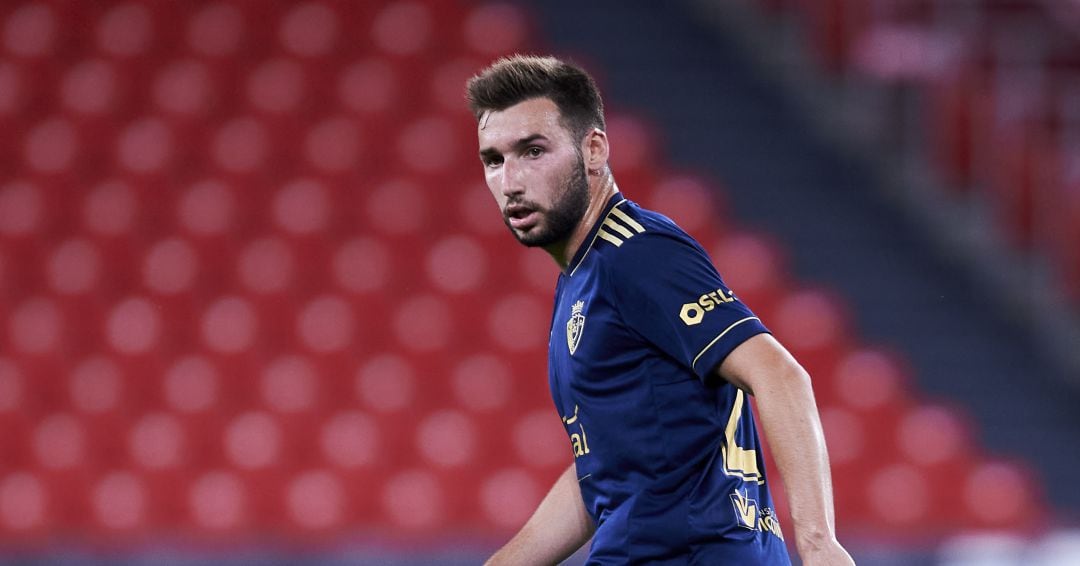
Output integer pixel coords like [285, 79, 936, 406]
[698, 294, 716, 311]
[563, 405, 590, 458]
[570, 434, 585, 456]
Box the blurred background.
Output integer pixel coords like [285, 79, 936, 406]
[0, 0, 1078, 564]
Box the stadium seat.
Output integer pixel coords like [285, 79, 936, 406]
[770, 288, 853, 379]
[708, 231, 790, 318]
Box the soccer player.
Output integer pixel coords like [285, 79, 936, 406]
[467, 55, 855, 565]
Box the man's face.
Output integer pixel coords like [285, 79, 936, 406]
[477, 97, 589, 248]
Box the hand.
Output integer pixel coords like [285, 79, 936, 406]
[799, 539, 856, 566]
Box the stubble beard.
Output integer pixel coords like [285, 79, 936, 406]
[504, 157, 590, 248]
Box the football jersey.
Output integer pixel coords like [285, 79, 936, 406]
[549, 192, 791, 564]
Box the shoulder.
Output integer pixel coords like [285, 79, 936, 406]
[592, 201, 716, 288]
[593, 200, 701, 262]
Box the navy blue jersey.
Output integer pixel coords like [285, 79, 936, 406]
[549, 193, 791, 564]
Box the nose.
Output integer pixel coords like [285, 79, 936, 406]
[500, 157, 525, 198]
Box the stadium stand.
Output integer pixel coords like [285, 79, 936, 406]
[0, 0, 1077, 564]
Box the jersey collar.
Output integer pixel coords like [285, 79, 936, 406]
[566, 191, 626, 277]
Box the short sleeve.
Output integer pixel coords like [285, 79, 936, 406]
[607, 231, 769, 380]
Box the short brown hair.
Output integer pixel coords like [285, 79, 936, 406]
[465, 54, 605, 144]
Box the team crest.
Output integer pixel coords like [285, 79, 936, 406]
[566, 300, 586, 355]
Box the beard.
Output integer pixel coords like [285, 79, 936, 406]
[503, 157, 589, 248]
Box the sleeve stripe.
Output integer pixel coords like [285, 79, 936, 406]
[596, 228, 624, 247]
[691, 317, 760, 371]
[610, 207, 645, 233]
[603, 217, 633, 238]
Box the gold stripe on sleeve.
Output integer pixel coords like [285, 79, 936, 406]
[596, 228, 623, 247]
[602, 217, 633, 238]
[691, 317, 760, 371]
[609, 207, 645, 233]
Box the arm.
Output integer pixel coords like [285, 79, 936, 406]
[485, 462, 595, 566]
[717, 333, 855, 566]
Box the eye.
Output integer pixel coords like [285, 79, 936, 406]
[483, 155, 504, 168]
[524, 146, 544, 158]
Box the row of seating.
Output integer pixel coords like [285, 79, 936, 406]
[758, 0, 1080, 303]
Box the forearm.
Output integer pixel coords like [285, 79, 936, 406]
[485, 462, 595, 566]
[751, 359, 837, 553]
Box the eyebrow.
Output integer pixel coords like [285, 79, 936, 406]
[479, 134, 549, 159]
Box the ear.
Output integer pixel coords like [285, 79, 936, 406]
[582, 128, 609, 174]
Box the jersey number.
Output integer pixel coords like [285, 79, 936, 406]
[722, 389, 764, 484]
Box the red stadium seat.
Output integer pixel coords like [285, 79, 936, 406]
[379, 468, 450, 532]
[863, 462, 933, 532]
[643, 174, 728, 243]
[185, 2, 246, 59]
[485, 292, 551, 355]
[151, 59, 216, 119]
[199, 295, 259, 355]
[605, 112, 663, 195]
[450, 352, 516, 414]
[424, 234, 489, 295]
[961, 460, 1042, 529]
[294, 295, 358, 355]
[24, 117, 81, 176]
[355, 353, 418, 415]
[95, 2, 155, 59]
[0, 470, 52, 541]
[186, 469, 252, 536]
[301, 115, 365, 177]
[510, 410, 569, 472]
[770, 288, 853, 379]
[708, 231, 790, 317]
[413, 409, 480, 471]
[277, 3, 342, 59]
[331, 237, 394, 296]
[3, 3, 60, 60]
[68, 356, 125, 416]
[461, 3, 531, 57]
[87, 469, 153, 537]
[282, 468, 350, 537]
[337, 56, 403, 124]
[369, 2, 436, 58]
[477, 467, 545, 533]
[7, 296, 65, 357]
[45, 238, 103, 296]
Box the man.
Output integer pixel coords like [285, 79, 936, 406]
[467, 55, 854, 565]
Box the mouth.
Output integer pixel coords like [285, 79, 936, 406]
[505, 204, 539, 230]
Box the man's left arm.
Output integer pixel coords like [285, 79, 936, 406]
[717, 333, 856, 566]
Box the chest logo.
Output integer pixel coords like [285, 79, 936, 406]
[566, 300, 586, 355]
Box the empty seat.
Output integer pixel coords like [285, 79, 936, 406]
[708, 231, 789, 317]
[3, 3, 59, 60]
[451, 352, 515, 414]
[185, 2, 246, 59]
[379, 468, 448, 531]
[0, 470, 51, 540]
[643, 174, 727, 243]
[461, 2, 530, 57]
[186, 469, 250, 535]
[200, 295, 259, 355]
[477, 467, 544, 532]
[277, 2, 341, 58]
[770, 288, 852, 378]
[282, 468, 349, 536]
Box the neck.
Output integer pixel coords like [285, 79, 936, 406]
[545, 172, 619, 271]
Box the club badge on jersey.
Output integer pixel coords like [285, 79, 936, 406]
[566, 300, 586, 355]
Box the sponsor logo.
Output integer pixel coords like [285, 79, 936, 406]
[679, 287, 737, 325]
